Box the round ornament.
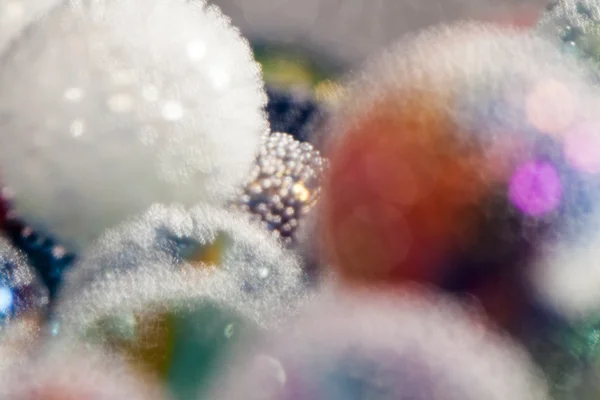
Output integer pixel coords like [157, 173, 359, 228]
[0, 0, 268, 252]
[212, 289, 549, 400]
[318, 22, 600, 326]
[55, 257, 308, 399]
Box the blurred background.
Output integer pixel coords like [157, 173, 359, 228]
[213, 0, 548, 66]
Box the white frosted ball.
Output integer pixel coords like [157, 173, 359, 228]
[0, 0, 268, 252]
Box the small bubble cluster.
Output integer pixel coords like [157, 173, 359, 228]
[319, 22, 600, 325]
[232, 132, 327, 246]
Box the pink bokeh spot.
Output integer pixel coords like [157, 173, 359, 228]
[509, 161, 562, 217]
[565, 122, 600, 174]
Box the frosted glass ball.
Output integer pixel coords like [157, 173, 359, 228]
[0, 0, 268, 252]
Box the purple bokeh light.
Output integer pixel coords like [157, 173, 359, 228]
[508, 161, 562, 217]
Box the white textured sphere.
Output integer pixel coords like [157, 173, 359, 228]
[0, 0, 268, 251]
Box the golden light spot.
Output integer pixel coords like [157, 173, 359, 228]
[291, 183, 310, 203]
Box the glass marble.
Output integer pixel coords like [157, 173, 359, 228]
[86, 302, 259, 400]
[55, 260, 307, 399]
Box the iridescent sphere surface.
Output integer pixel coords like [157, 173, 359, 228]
[0, 0, 268, 252]
[56, 252, 308, 399]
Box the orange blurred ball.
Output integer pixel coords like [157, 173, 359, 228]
[316, 23, 570, 296]
[321, 90, 507, 285]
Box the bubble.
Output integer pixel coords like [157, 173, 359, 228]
[0, 0, 268, 252]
